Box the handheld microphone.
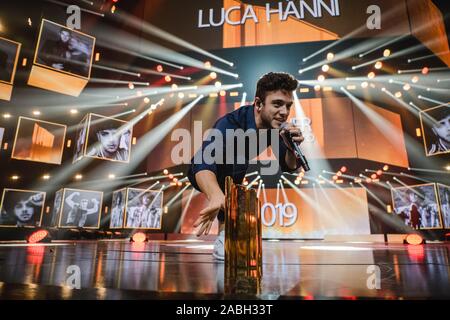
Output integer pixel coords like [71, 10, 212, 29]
[280, 122, 310, 172]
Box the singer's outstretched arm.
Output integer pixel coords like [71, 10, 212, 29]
[192, 170, 225, 236]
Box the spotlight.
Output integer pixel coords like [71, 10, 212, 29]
[32, 110, 41, 116]
[395, 91, 402, 98]
[178, 92, 185, 99]
[131, 232, 147, 243]
[314, 85, 321, 91]
[383, 165, 389, 171]
[11, 175, 19, 180]
[368, 72, 375, 79]
[411, 76, 419, 83]
[214, 81, 222, 88]
[340, 166, 347, 173]
[165, 75, 172, 82]
[171, 84, 178, 90]
[326, 52, 334, 61]
[42, 174, 50, 180]
[404, 233, 424, 245]
[219, 90, 226, 97]
[128, 83, 134, 90]
[3, 113, 11, 119]
[421, 67, 429, 75]
[383, 49, 391, 57]
[210, 72, 217, 80]
[144, 97, 150, 104]
[371, 174, 377, 180]
[361, 82, 369, 88]
[27, 229, 51, 244]
[374, 61, 383, 69]
[321, 64, 330, 72]
[156, 65, 163, 72]
[204, 61, 212, 69]
[376, 170, 383, 176]
[108, 174, 116, 179]
[163, 169, 169, 175]
[75, 174, 83, 180]
[317, 75, 325, 82]
[403, 84, 411, 91]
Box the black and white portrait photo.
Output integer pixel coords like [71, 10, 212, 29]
[110, 189, 126, 229]
[50, 189, 63, 227]
[59, 189, 102, 229]
[0, 189, 45, 227]
[420, 106, 450, 156]
[0, 37, 21, 84]
[86, 114, 132, 163]
[437, 184, 450, 229]
[0, 127, 4, 147]
[73, 115, 89, 163]
[35, 19, 95, 79]
[392, 184, 443, 230]
[125, 189, 163, 230]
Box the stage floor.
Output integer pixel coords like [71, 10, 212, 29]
[0, 239, 448, 299]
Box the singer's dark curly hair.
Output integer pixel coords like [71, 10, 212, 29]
[255, 72, 298, 103]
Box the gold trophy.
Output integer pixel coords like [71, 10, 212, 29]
[224, 176, 262, 296]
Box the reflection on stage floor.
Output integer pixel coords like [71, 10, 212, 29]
[0, 240, 448, 299]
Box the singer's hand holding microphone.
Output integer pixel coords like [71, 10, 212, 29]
[280, 122, 310, 172]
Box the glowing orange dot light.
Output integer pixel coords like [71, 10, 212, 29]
[405, 234, 423, 245]
[27, 230, 49, 244]
[132, 232, 146, 243]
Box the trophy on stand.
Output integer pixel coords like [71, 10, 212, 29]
[224, 176, 262, 296]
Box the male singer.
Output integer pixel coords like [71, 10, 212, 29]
[188, 72, 305, 260]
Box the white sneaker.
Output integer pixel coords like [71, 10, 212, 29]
[212, 230, 225, 261]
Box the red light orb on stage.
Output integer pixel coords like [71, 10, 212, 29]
[163, 169, 169, 175]
[156, 65, 163, 72]
[421, 67, 429, 75]
[405, 234, 424, 245]
[376, 170, 383, 176]
[371, 174, 377, 180]
[165, 75, 172, 83]
[131, 232, 147, 243]
[340, 166, 347, 173]
[27, 230, 49, 244]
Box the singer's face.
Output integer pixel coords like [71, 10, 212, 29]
[259, 90, 294, 129]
